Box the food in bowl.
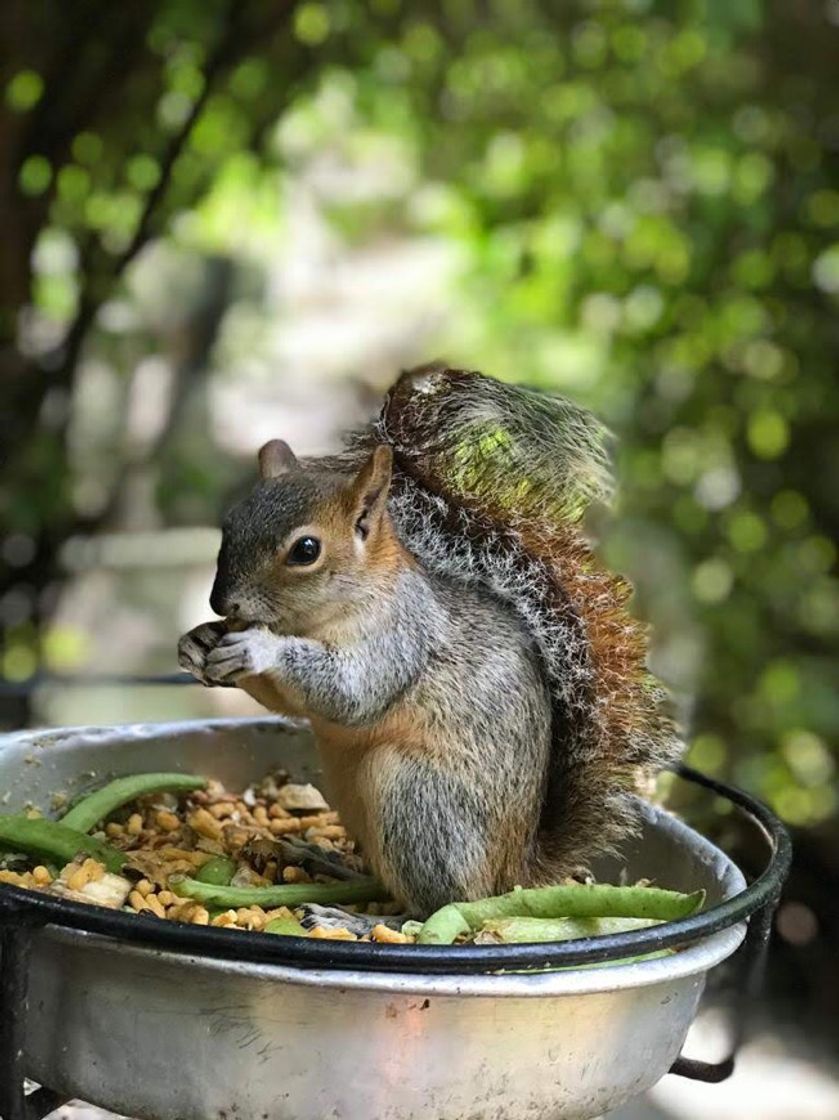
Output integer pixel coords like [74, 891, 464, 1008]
[0, 769, 703, 947]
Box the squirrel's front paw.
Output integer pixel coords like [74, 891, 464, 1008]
[204, 628, 282, 684]
[177, 621, 228, 686]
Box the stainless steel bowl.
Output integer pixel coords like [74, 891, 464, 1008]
[2, 718, 748, 1120]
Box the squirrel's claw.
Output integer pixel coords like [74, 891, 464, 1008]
[205, 628, 281, 683]
[177, 621, 230, 687]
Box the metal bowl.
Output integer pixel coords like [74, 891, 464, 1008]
[1, 718, 764, 1120]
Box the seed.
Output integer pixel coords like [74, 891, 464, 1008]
[67, 863, 93, 891]
[282, 866, 311, 884]
[128, 890, 148, 912]
[157, 890, 174, 906]
[189, 808, 223, 841]
[269, 817, 302, 835]
[135, 878, 153, 897]
[371, 923, 411, 944]
[222, 825, 251, 851]
[145, 893, 166, 919]
[298, 814, 326, 830]
[126, 813, 144, 837]
[155, 810, 180, 832]
[308, 926, 357, 941]
[168, 901, 193, 922]
[208, 802, 234, 820]
[211, 910, 239, 928]
[310, 825, 346, 841]
[32, 865, 52, 886]
[0, 870, 28, 887]
[81, 858, 105, 881]
[190, 906, 210, 926]
[105, 822, 124, 838]
[264, 906, 296, 923]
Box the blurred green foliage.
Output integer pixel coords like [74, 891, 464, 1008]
[0, 0, 837, 832]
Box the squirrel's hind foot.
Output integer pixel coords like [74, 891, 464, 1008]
[298, 904, 407, 938]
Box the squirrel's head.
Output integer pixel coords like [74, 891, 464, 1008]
[209, 440, 396, 633]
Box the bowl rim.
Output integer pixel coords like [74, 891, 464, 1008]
[0, 718, 791, 980]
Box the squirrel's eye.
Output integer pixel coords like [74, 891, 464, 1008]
[287, 536, 321, 566]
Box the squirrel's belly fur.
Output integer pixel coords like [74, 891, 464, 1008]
[243, 575, 554, 915]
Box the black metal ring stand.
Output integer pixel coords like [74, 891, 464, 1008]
[0, 762, 792, 1120]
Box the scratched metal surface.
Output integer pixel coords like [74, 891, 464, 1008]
[5, 718, 746, 1120]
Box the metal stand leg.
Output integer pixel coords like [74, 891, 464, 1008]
[0, 924, 67, 1120]
[669, 892, 780, 1081]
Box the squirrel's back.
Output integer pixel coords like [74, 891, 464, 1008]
[329, 364, 683, 876]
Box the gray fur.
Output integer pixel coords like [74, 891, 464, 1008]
[179, 366, 683, 914]
[183, 560, 552, 913]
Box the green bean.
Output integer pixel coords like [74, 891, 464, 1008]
[418, 884, 705, 945]
[194, 856, 237, 886]
[169, 875, 389, 909]
[481, 915, 661, 943]
[0, 816, 125, 875]
[61, 773, 207, 833]
[265, 916, 308, 936]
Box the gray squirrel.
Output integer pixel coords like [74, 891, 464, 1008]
[178, 364, 682, 915]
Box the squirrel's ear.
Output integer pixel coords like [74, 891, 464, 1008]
[258, 439, 298, 479]
[349, 445, 393, 540]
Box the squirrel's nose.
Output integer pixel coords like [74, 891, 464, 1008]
[210, 582, 239, 618]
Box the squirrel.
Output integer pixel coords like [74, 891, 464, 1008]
[178, 364, 682, 915]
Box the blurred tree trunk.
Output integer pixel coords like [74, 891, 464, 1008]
[0, 0, 305, 726]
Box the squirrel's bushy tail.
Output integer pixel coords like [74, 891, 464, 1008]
[341, 364, 683, 872]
